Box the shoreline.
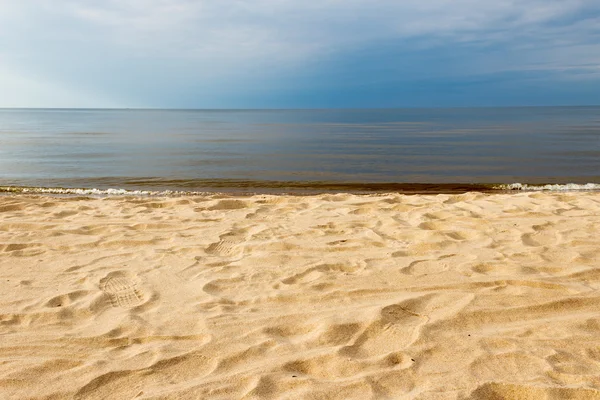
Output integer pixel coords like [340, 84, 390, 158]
[2, 181, 600, 197]
[1, 191, 599, 399]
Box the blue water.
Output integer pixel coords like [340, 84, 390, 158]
[0, 107, 598, 193]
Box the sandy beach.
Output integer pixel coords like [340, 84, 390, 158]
[1, 191, 599, 399]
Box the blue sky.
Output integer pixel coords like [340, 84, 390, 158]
[1, 0, 599, 108]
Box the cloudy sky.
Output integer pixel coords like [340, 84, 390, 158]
[1, 0, 599, 108]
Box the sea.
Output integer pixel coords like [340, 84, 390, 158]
[1, 107, 599, 195]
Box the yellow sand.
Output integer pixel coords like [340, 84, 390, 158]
[0, 192, 599, 400]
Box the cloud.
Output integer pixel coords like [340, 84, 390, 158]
[0, 0, 599, 107]
[0, 66, 118, 108]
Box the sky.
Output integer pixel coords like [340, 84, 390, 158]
[1, 0, 599, 108]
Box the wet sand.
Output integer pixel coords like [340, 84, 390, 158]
[1, 192, 599, 399]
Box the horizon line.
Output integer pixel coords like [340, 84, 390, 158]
[1, 104, 599, 111]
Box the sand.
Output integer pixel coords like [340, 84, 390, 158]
[0, 191, 599, 400]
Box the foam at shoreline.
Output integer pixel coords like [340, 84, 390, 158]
[0, 186, 193, 196]
[497, 182, 600, 191]
[1, 182, 599, 197]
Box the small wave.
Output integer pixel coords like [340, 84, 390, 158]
[0, 182, 495, 195]
[0, 186, 199, 196]
[497, 183, 600, 191]
[2, 183, 599, 197]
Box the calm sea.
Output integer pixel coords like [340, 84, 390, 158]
[1, 107, 599, 194]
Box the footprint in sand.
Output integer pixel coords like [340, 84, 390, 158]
[340, 303, 427, 358]
[206, 225, 266, 257]
[521, 223, 560, 247]
[99, 271, 146, 308]
[402, 259, 448, 276]
[206, 229, 253, 257]
[206, 233, 246, 257]
[281, 262, 365, 285]
[341, 292, 473, 358]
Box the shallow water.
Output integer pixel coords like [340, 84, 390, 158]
[0, 107, 598, 193]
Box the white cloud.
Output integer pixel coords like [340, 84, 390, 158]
[0, 0, 598, 106]
[4, 0, 597, 61]
[0, 66, 118, 108]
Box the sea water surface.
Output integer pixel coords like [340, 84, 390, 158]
[0, 107, 599, 194]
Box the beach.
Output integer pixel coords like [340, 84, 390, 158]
[1, 191, 600, 399]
